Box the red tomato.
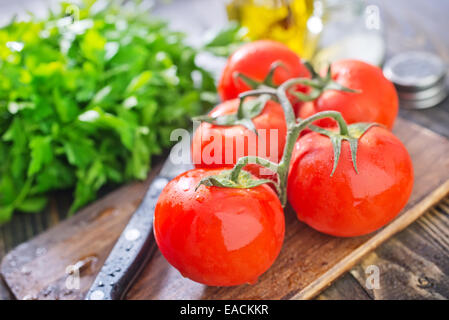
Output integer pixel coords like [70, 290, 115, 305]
[297, 60, 399, 129]
[192, 98, 286, 178]
[287, 126, 413, 237]
[154, 168, 285, 286]
[218, 40, 310, 101]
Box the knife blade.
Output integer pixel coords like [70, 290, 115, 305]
[85, 141, 193, 300]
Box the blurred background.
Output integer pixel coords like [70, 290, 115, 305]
[1, 0, 448, 67]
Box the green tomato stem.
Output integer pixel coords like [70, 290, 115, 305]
[238, 88, 277, 99]
[229, 156, 279, 188]
[237, 88, 277, 119]
[263, 61, 286, 87]
[276, 79, 298, 128]
[232, 79, 353, 207]
[275, 111, 351, 206]
[217, 75, 356, 207]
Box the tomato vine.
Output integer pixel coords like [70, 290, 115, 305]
[198, 65, 377, 207]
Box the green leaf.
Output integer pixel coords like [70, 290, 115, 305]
[0, 174, 17, 205]
[31, 159, 75, 193]
[53, 88, 80, 123]
[126, 71, 152, 94]
[130, 132, 150, 180]
[16, 196, 48, 213]
[91, 85, 112, 104]
[70, 161, 107, 214]
[0, 0, 217, 222]
[203, 22, 248, 57]
[80, 28, 106, 63]
[28, 136, 53, 176]
[0, 206, 14, 225]
[63, 139, 95, 168]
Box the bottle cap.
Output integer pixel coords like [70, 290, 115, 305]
[383, 51, 447, 109]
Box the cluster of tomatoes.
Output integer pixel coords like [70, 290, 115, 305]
[154, 40, 414, 287]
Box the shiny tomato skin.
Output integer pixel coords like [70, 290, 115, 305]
[192, 98, 287, 174]
[154, 168, 285, 286]
[297, 60, 399, 129]
[287, 126, 413, 237]
[218, 40, 310, 101]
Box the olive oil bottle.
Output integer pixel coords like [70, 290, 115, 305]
[226, 0, 316, 58]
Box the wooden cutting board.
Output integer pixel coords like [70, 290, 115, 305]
[1, 117, 449, 300]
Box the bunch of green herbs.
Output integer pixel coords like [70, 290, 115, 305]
[0, 0, 218, 223]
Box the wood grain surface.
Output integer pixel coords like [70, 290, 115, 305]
[1, 117, 449, 300]
[320, 199, 449, 300]
[319, 0, 449, 299]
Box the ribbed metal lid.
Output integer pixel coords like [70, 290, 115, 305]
[383, 51, 448, 109]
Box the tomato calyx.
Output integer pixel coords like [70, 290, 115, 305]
[193, 76, 375, 208]
[233, 60, 359, 103]
[309, 122, 379, 176]
[289, 62, 360, 102]
[196, 169, 277, 192]
[227, 80, 376, 207]
[233, 60, 288, 89]
[192, 94, 272, 134]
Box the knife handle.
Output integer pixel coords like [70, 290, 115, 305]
[85, 176, 169, 300]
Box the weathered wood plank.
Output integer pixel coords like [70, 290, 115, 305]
[0, 278, 13, 300]
[317, 273, 372, 300]
[348, 201, 449, 300]
[318, 0, 449, 300]
[318, 199, 449, 300]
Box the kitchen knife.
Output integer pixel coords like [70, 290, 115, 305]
[85, 142, 193, 300]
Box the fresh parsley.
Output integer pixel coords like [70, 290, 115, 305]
[0, 0, 218, 222]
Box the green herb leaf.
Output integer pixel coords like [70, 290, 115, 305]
[0, 0, 217, 223]
[28, 136, 53, 177]
[16, 196, 48, 213]
[203, 22, 248, 57]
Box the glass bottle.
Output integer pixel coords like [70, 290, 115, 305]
[310, 0, 386, 69]
[225, 0, 386, 67]
[226, 0, 316, 59]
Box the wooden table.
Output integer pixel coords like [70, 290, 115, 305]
[1, 0, 448, 300]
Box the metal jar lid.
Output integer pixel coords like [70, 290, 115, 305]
[383, 51, 448, 109]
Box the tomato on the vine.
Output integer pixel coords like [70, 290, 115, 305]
[297, 60, 399, 129]
[192, 98, 286, 177]
[218, 40, 310, 101]
[287, 126, 413, 237]
[154, 168, 285, 286]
